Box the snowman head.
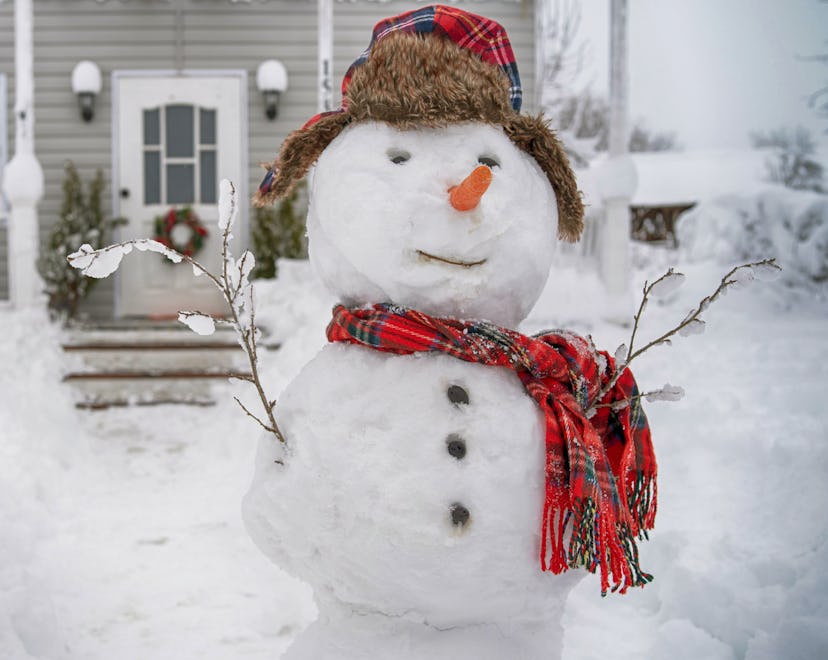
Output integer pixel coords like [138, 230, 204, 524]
[255, 5, 584, 326]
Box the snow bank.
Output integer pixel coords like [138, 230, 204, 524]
[547, 260, 828, 660]
[2, 252, 827, 659]
[677, 186, 828, 288]
[0, 303, 317, 660]
[0, 307, 79, 658]
[576, 149, 772, 210]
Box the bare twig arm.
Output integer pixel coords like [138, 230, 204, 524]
[67, 179, 287, 445]
[585, 258, 780, 416]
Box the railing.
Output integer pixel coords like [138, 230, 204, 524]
[630, 203, 696, 247]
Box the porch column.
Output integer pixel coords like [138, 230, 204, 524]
[597, 0, 636, 320]
[2, 0, 45, 308]
[318, 0, 334, 113]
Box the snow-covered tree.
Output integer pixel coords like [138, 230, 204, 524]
[552, 91, 678, 167]
[539, 1, 677, 167]
[37, 161, 123, 318]
[750, 125, 825, 192]
[804, 0, 828, 130]
[538, 0, 587, 115]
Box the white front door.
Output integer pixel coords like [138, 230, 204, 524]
[115, 74, 245, 317]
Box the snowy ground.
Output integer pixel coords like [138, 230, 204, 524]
[2, 246, 827, 659]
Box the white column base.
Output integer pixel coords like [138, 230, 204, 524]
[7, 203, 43, 308]
[599, 198, 633, 324]
[3, 152, 45, 309]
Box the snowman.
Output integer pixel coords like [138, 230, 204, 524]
[244, 6, 657, 659]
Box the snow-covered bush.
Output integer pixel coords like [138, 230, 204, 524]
[750, 126, 824, 193]
[37, 161, 124, 319]
[677, 186, 828, 285]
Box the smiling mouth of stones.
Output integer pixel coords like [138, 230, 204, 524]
[416, 250, 487, 268]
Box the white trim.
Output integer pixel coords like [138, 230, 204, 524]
[110, 69, 248, 317]
[0, 73, 8, 229]
[1, 72, 7, 302]
[318, 0, 334, 113]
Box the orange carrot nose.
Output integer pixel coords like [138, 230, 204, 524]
[449, 165, 493, 212]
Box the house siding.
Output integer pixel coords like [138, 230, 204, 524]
[0, 0, 535, 316]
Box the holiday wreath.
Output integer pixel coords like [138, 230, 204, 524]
[152, 207, 209, 257]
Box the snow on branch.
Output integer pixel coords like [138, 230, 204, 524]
[69, 239, 182, 278]
[67, 180, 285, 446]
[586, 258, 781, 417]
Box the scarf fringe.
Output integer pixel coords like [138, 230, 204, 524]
[540, 491, 570, 574]
[542, 471, 657, 596]
[627, 471, 658, 536]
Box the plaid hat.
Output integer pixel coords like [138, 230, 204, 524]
[308, 4, 522, 127]
[254, 4, 584, 242]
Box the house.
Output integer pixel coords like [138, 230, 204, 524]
[0, 0, 538, 319]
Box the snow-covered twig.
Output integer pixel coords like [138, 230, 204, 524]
[67, 180, 286, 444]
[585, 258, 781, 417]
[591, 384, 685, 412]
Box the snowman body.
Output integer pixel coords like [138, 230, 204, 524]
[244, 122, 583, 658]
[245, 347, 582, 659]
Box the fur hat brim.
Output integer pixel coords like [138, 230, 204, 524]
[253, 32, 584, 242]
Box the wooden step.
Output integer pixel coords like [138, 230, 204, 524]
[63, 342, 245, 372]
[63, 370, 251, 408]
[61, 322, 262, 408]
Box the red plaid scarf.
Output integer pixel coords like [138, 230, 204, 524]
[327, 303, 657, 595]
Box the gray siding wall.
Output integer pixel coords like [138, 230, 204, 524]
[0, 0, 534, 317]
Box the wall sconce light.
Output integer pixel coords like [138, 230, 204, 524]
[70, 61, 102, 122]
[256, 60, 288, 121]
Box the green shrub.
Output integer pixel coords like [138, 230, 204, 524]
[37, 161, 124, 318]
[251, 181, 308, 279]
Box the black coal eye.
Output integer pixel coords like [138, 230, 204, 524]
[478, 155, 500, 169]
[387, 149, 411, 165]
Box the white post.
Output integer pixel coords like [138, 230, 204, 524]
[318, 0, 334, 113]
[1, 0, 45, 308]
[533, 0, 546, 111]
[597, 0, 636, 321]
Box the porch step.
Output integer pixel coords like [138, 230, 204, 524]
[63, 341, 244, 372]
[62, 323, 259, 408]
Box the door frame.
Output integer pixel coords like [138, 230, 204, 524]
[110, 69, 249, 317]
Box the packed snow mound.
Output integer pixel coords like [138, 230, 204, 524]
[0, 307, 79, 659]
[677, 186, 828, 286]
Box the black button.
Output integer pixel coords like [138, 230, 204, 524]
[447, 384, 469, 405]
[446, 434, 467, 459]
[450, 503, 470, 527]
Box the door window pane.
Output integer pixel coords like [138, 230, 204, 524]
[200, 150, 216, 204]
[143, 109, 160, 146]
[200, 109, 216, 145]
[166, 105, 194, 158]
[144, 151, 160, 204]
[167, 164, 194, 203]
